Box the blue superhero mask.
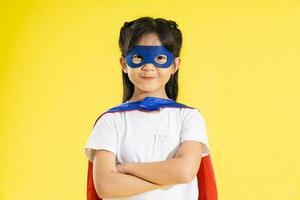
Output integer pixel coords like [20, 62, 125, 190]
[125, 45, 175, 68]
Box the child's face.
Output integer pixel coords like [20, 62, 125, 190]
[120, 33, 180, 94]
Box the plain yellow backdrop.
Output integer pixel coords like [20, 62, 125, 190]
[1, 0, 299, 199]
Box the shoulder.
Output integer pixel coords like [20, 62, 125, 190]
[93, 102, 126, 128]
[171, 101, 203, 120]
[176, 105, 206, 127]
[161, 101, 204, 125]
[182, 107, 204, 119]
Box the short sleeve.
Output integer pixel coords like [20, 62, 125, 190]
[181, 108, 210, 156]
[83, 113, 118, 162]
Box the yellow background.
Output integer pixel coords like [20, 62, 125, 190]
[1, 1, 299, 199]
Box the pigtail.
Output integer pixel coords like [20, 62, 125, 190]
[119, 21, 134, 57]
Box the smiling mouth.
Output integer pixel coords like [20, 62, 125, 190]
[141, 76, 157, 80]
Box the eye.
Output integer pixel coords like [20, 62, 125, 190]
[154, 55, 167, 64]
[132, 54, 143, 64]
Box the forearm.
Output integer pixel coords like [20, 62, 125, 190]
[98, 171, 170, 199]
[121, 157, 188, 186]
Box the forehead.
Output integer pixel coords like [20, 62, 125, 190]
[136, 33, 162, 46]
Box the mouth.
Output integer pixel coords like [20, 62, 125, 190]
[140, 76, 157, 80]
[142, 76, 156, 80]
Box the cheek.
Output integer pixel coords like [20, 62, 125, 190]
[163, 74, 172, 84]
[127, 70, 140, 83]
[159, 71, 173, 82]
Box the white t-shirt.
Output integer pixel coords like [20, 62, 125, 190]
[84, 106, 210, 200]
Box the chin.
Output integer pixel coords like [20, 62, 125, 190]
[139, 88, 158, 93]
[137, 85, 161, 92]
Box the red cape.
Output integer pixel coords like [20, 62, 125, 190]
[86, 154, 218, 199]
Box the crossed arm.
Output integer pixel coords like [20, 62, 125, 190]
[93, 141, 202, 199]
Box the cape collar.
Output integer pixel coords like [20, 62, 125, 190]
[108, 96, 191, 112]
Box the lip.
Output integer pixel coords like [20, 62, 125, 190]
[141, 76, 157, 80]
[140, 75, 157, 78]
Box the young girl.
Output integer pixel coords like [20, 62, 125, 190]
[84, 17, 217, 200]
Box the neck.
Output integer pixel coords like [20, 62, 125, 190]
[128, 87, 169, 102]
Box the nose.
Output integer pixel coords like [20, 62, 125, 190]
[141, 63, 156, 71]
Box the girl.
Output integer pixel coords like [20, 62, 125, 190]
[84, 17, 217, 200]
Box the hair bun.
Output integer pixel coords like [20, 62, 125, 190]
[168, 20, 178, 29]
[123, 21, 133, 28]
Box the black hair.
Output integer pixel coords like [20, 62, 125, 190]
[119, 16, 183, 103]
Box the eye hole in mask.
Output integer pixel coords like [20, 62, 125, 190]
[154, 55, 168, 64]
[132, 54, 143, 64]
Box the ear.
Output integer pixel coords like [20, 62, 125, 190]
[119, 57, 127, 73]
[172, 57, 181, 74]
